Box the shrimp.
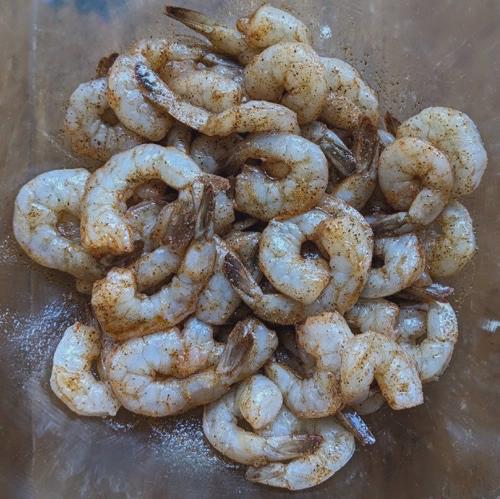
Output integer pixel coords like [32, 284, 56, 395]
[345, 298, 399, 338]
[378, 129, 396, 148]
[235, 374, 283, 430]
[105, 318, 278, 417]
[361, 233, 425, 298]
[424, 200, 476, 278]
[320, 57, 379, 130]
[13, 169, 104, 283]
[398, 302, 459, 382]
[244, 42, 327, 124]
[397, 107, 488, 196]
[162, 121, 192, 154]
[50, 322, 120, 417]
[135, 61, 300, 136]
[203, 387, 320, 466]
[396, 304, 427, 342]
[191, 134, 242, 174]
[124, 200, 164, 254]
[378, 137, 454, 227]
[225, 133, 328, 221]
[247, 411, 355, 490]
[341, 332, 424, 410]
[65, 78, 144, 162]
[91, 184, 215, 339]
[265, 312, 352, 418]
[81, 144, 203, 257]
[196, 232, 261, 325]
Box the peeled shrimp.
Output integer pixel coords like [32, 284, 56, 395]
[424, 200, 476, 278]
[81, 144, 202, 257]
[50, 322, 120, 417]
[163, 121, 192, 153]
[244, 42, 327, 124]
[265, 312, 352, 418]
[398, 302, 459, 382]
[226, 133, 328, 221]
[13, 169, 104, 283]
[396, 304, 427, 342]
[361, 233, 425, 298]
[341, 332, 424, 410]
[65, 78, 143, 162]
[247, 409, 355, 491]
[345, 298, 399, 339]
[378, 137, 454, 226]
[106, 318, 278, 417]
[397, 107, 488, 196]
[191, 134, 242, 174]
[320, 57, 379, 130]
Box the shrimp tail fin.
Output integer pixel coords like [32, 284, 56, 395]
[95, 52, 119, 78]
[319, 137, 357, 177]
[266, 434, 323, 459]
[396, 282, 454, 303]
[161, 198, 196, 249]
[246, 463, 285, 484]
[366, 212, 417, 236]
[165, 6, 219, 34]
[336, 408, 376, 446]
[353, 116, 379, 172]
[217, 319, 255, 378]
[194, 182, 215, 240]
[135, 61, 173, 112]
[384, 111, 401, 137]
[223, 252, 262, 301]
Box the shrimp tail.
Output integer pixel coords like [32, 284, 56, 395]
[135, 61, 172, 110]
[265, 434, 323, 459]
[319, 137, 357, 177]
[161, 197, 196, 248]
[353, 116, 379, 172]
[366, 212, 417, 236]
[165, 6, 219, 34]
[217, 319, 255, 377]
[396, 282, 454, 303]
[194, 182, 215, 240]
[336, 408, 376, 446]
[384, 111, 401, 136]
[95, 52, 119, 78]
[223, 252, 262, 301]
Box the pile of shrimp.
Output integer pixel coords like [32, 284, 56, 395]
[13, 4, 487, 491]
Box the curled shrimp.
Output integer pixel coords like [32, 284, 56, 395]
[65, 78, 143, 162]
[191, 134, 242, 174]
[320, 57, 379, 130]
[424, 200, 476, 278]
[396, 304, 428, 342]
[361, 233, 425, 298]
[105, 318, 277, 417]
[378, 137, 454, 227]
[91, 184, 215, 339]
[225, 133, 328, 221]
[247, 409, 355, 491]
[13, 169, 104, 284]
[345, 298, 399, 339]
[50, 322, 120, 417]
[397, 107, 488, 196]
[244, 42, 327, 124]
[135, 60, 300, 136]
[265, 312, 352, 418]
[340, 331, 424, 410]
[398, 302, 459, 382]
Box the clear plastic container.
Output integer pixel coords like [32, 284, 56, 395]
[1, 1, 499, 497]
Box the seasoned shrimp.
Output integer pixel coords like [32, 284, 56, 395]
[191, 134, 242, 174]
[203, 387, 320, 466]
[136, 61, 300, 135]
[361, 233, 425, 298]
[236, 374, 283, 430]
[50, 322, 120, 417]
[65, 78, 143, 162]
[81, 144, 203, 256]
[345, 298, 399, 338]
[396, 304, 427, 342]
[162, 121, 192, 153]
[124, 200, 164, 254]
[265, 312, 352, 418]
[398, 302, 458, 382]
[397, 107, 488, 196]
[197, 232, 261, 325]
[378, 137, 454, 227]
[320, 58, 379, 130]
[226, 133, 328, 221]
[244, 42, 327, 124]
[424, 200, 476, 278]
[247, 411, 355, 491]
[91, 184, 215, 339]
[341, 332, 424, 410]
[13, 169, 104, 283]
[106, 318, 278, 416]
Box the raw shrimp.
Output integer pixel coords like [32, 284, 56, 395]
[226, 133, 328, 221]
[378, 129, 395, 148]
[13, 169, 104, 282]
[105, 318, 278, 416]
[91, 184, 215, 339]
[191, 134, 242, 174]
[398, 302, 458, 382]
[378, 137, 454, 226]
[247, 411, 355, 490]
[50, 322, 120, 417]
[65, 78, 143, 162]
[345, 298, 399, 338]
[424, 200, 476, 278]
[203, 387, 320, 466]
[81, 144, 203, 257]
[265, 312, 352, 418]
[396, 304, 427, 342]
[135, 60, 300, 135]
[196, 232, 261, 325]
[397, 107, 488, 196]
[361, 233, 425, 298]
[340, 332, 424, 410]
[236, 374, 283, 430]
[124, 200, 164, 254]
[162, 121, 192, 153]
[244, 42, 327, 124]
[320, 57, 379, 130]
